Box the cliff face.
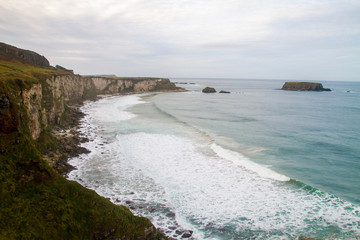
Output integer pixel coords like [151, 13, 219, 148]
[20, 75, 179, 140]
[281, 82, 331, 91]
[0, 43, 178, 239]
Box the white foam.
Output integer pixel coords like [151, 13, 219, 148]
[86, 95, 146, 122]
[116, 132, 360, 238]
[211, 143, 290, 182]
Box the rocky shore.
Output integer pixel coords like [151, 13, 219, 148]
[44, 104, 89, 176]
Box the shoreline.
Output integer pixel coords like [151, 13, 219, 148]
[46, 89, 186, 177]
[63, 92, 198, 239]
[45, 102, 89, 177]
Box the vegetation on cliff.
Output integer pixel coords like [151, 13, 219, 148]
[0, 132, 157, 239]
[0, 43, 169, 239]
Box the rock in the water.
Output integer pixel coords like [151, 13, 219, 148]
[202, 87, 216, 93]
[219, 90, 230, 94]
[182, 230, 193, 238]
[182, 232, 192, 238]
[281, 82, 331, 91]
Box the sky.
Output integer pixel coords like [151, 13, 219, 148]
[0, 0, 359, 81]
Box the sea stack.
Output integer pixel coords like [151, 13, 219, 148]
[281, 82, 331, 91]
[202, 87, 216, 93]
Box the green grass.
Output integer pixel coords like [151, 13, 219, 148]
[0, 132, 157, 239]
[0, 60, 71, 91]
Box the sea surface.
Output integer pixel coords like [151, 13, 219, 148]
[68, 79, 360, 239]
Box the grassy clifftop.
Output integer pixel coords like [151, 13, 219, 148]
[0, 44, 165, 239]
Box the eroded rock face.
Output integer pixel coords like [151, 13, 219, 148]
[20, 75, 181, 140]
[281, 82, 331, 91]
[22, 84, 47, 139]
[0, 94, 17, 133]
[202, 87, 216, 93]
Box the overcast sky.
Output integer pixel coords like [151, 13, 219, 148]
[1, 0, 359, 81]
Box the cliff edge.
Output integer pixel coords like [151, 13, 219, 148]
[0, 43, 177, 239]
[0, 42, 50, 67]
[281, 81, 331, 91]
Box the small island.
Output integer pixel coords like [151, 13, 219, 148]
[202, 87, 216, 93]
[281, 82, 331, 91]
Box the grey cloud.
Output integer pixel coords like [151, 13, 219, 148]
[0, 0, 359, 80]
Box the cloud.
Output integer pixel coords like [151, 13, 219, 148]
[0, 0, 359, 80]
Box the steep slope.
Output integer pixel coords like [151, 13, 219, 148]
[0, 43, 181, 239]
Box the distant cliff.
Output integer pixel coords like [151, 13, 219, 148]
[281, 82, 331, 91]
[21, 75, 181, 140]
[0, 43, 179, 239]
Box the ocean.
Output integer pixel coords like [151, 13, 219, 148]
[68, 79, 360, 239]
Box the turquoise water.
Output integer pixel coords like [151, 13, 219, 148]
[162, 79, 360, 204]
[68, 79, 360, 239]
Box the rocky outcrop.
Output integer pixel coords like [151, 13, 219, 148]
[281, 82, 331, 91]
[219, 90, 230, 94]
[55, 65, 74, 74]
[0, 42, 50, 67]
[202, 87, 216, 93]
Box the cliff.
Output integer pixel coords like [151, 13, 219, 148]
[281, 82, 331, 91]
[0, 43, 181, 239]
[0, 42, 50, 67]
[21, 74, 181, 140]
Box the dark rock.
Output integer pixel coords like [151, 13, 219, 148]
[55, 65, 74, 74]
[0, 94, 18, 133]
[168, 226, 177, 230]
[281, 82, 331, 91]
[166, 212, 176, 218]
[182, 231, 193, 238]
[0, 42, 49, 67]
[175, 230, 184, 235]
[202, 87, 216, 93]
[219, 90, 230, 94]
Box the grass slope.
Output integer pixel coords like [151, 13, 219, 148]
[0, 60, 162, 239]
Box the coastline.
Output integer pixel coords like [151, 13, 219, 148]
[48, 89, 186, 177]
[70, 80, 360, 239]
[47, 91, 186, 237]
[64, 92, 198, 239]
[1, 42, 187, 239]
